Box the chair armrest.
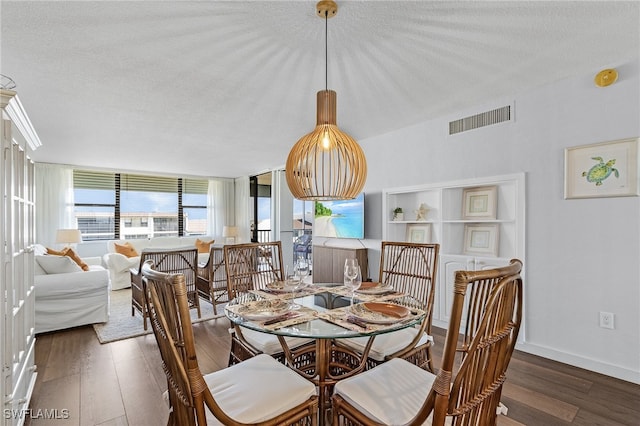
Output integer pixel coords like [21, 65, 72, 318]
[104, 253, 139, 273]
[35, 269, 110, 296]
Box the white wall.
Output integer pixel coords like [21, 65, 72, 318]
[355, 58, 640, 384]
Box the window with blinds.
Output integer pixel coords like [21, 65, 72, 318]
[73, 170, 208, 241]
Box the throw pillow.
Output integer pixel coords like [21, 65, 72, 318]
[36, 255, 83, 274]
[46, 247, 89, 271]
[114, 242, 139, 258]
[46, 247, 67, 256]
[195, 238, 214, 254]
[64, 248, 90, 271]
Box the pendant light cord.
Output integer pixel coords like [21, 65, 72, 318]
[325, 10, 328, 91]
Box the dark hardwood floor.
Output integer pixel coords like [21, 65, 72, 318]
[27, 319, 640, 425]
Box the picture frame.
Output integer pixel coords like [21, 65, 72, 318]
[463, 224, 499, 257]
[406, 224, 431, 244]
[462, 186, 497, 219]
[564, 138, 639, 199]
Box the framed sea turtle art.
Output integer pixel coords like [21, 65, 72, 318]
[564, 138, 639, 199]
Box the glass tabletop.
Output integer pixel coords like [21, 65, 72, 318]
[225, 288, 426, 339]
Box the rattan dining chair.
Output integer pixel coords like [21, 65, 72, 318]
[141, 260, 318, 426]
[224, 241, 314, 366]
[338, 242, 439, 372]
[131, 248, 200, 330]
[196, 245, 228, 315]
[332, 259, 523, 426]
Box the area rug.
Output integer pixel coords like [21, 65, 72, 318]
[93, 288, 225, 343]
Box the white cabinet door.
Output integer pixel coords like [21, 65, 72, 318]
[1, 90, 39, 426]
[438, 255, 511, 325]
[439, 256, 472, 325]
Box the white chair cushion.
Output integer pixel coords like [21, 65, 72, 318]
[197, 252, 210, 265]
[340, 328, 434, 361]
[241, 328, 314, 355]
[334, 357, 437, 425]
[204, 354, 316, 424]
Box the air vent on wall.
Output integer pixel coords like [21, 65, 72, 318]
[449, 105, 511, 135]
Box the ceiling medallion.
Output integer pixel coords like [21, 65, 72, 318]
[285, 0, 367, 201]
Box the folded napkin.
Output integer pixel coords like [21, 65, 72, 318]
[251, 286, 324, 300]
[324, 286, 406, 302]
[318, 306, 425, 333]
[262, 307, 318, 330]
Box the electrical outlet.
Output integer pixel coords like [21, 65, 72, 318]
[599, 311, 614, 329]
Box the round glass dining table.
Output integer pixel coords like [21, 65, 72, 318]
[224, 285, 426, 425]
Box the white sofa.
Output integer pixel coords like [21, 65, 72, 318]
[103, 236, 214, 290]
[34, 247, 110, 334]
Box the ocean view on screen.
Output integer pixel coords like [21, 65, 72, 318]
[314, 193, 365, 239]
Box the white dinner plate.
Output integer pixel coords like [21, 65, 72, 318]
[265, 281, 290, 293]
[236, 299, 292, 321]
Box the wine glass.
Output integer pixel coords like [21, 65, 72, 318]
[344, 265, 362, 308]
[283, 265, 301, 309]
[344, 266, 362, 308]
[344, 258, 358, 283]
[294, 256, 310, 294]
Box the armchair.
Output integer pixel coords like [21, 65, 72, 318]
[223, 242, 314, 366]
[141, 261, 318, 425]
[196, 245, 228, 315]
[331, 259, 523, 425]
[131, 248, 200, 330]
[34, 253, 110, 333]
[338, 241, 439, 371]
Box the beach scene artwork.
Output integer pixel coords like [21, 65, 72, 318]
[314, 193, 365, 239]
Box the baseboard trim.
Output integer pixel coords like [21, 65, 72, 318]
[515, 342, 640, 385]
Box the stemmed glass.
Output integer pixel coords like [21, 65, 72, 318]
[344, 259, 361, 308]
[294, 256, 310, 294]
[283, 265, 301, 309]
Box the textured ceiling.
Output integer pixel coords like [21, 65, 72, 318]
[1, 1, 638, 178]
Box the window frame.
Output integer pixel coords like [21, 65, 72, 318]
[73, 170, 208, 241]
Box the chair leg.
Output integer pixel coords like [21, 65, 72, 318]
[211, 291, 217, 315]
[426, 346, 434, 373]
[191, 292, 202, 319]
[142, 307, 148, 331]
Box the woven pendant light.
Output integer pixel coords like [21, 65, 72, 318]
[285, 0, 367, 201]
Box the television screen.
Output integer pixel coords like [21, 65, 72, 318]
[314, 193, 365, 239]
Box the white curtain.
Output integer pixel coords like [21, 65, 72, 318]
[271, 169, 294, 264]
[235, 176, 250, 243]
[207, 178, 235, 240]
[35, 163, 74, 246]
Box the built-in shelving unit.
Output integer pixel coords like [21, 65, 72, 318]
[382, 173, 525, 329]
[1, 89, 40, 426]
